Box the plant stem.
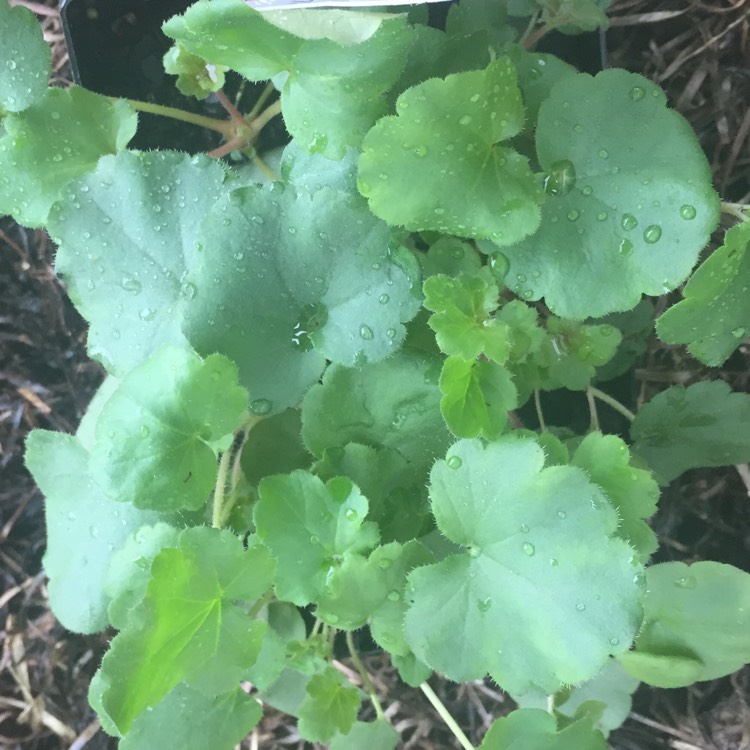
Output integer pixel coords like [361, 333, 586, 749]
[247, 82, 276, 121]
[215, 89, 245, 125]
[116, 97, 234, 137]
[588, 386, 637, 423]
[250, 99, 283, 135]
[207, 134, 247, 160]
[211, 447, 234, 529]
[586, 387, 600, 432]
[345, 631, 385, 721]
[519, 10, 540, 46]
[721, 201, 750, 222]
[534, 389, 547, 432]
[522, 23, 552, 50]
[419, 682, 475, 750]
[252, 154, 281, 182]
[247, 589, 275, 619]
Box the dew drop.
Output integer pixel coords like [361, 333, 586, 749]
[679, 204, 697, 220]
[468, 546, 481, 558]
[598, 149, 609, 160]
[674, 575, 697, 589]
[549, 558, 559, 567]
[619, 238, 634, 257]
[522, 542, 535, 557]
[387, 590, 401, 602]
[359, 324, 374, 340]
[609, 636, 620, 646]
[621, 213, 638, 231]
[477, 596, 492, 613]
[310, 535, 320, 545]
[567, 209, 580, 222]
[574, 124, 583, 133]
[543, 160, 577, 197]
[345, 508, 359, 521]
[597, 211, 608, 222]
[520, 523, 530, 533]
[732, 327, 746, 339]
[121, 276, 142, 293]
[139, 307, 156, 321]
[470, 93, 480, 103]
[89, 525, 100, 539]
[459, 115, 472, 126]
[557, 510, 567, 519]
[629, 86, 646, 101]
[7, 60, 17, 70]
[386, 328, 396, 339]
[576, 602, 586, 611]
[378, 558, 392, 570]
[180, 282, 197, 301]
[379, 293, 390, 305]
[413, 145, 428, 158]
[643, 225, 662, 244]
[447, 455, 462, 469]
[249, 398, 272, 415]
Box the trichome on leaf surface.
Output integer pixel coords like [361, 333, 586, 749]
[6, 0, 750, 746]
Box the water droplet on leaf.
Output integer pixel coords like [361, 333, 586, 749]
[629, 86, 646, 101]
[522, 542, 535, 556]
[679, 204, 697, 220]
[643, 225, 662, 244]
[447, 455, 462, 469]
[543, 160, 576, 196]
[359, 324, 374, 340]
[250, 398, 272, 415]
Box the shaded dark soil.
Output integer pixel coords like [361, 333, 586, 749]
[2, 1, 750, 748]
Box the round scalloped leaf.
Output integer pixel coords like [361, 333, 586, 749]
[571, 433, 659, 562]
[100, 527, 273, 734]
[255, 471, 380, 605]
[297, 666, 362, 743]
[0, 0, 51, 112]
[90, 346, 248, 512]
[617, 561, 750, 687]
[657, 221, 750, 366]
[358, 58, 543, 245]
[164, 0, 412, 158]
[404, 437, 644, 695]
[301, 351, 451, 474]
[183, 184, 420, 413]
[499, 69, 720, 319]
[24, 431, 162, 634]
[0, 88, 136, 227]
[49, 151, 231, 376]
[630, 380, 750, 481]
[479, 709, 608, 750]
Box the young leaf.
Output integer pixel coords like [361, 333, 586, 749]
[90, 346, 248, 512]
[571, 433, 659, 562]
[0, 88, 136, 227]
[439, 357, 518, 439]
[513, 659, 640, 737]
[329, 719, 400, 750]
[49, 151, 232, 375]
[617, 561, 750, 687]
[24, 432, 162, 633]
[99, 527, 274, 734]
[104, 523, 182, 630]
[404, 438, 644, 695]
[164, 0, 412, 158]
[254, 471, 379, 605]
[119, 683, 262, 750]
[592, 299, 654, 382]
[423, 271, 510, 362]
[630, 380, 750, 481]
[479, 708, 607, 750]
[499, 69, 720, 319]
[359, 58, 543, 245]
[183, 184, 421, 413]
[0, 0, 51, 112]
[297, 666, 362, 742]
[657, 221, 750, 366]
[163, 43, 227, 100]
[301, 351, 451, 474]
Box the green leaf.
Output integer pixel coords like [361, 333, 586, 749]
[617, 561, 750, 687]
[301, 350, 451, 475]
[359, 58, 543, 245]
[49, 151, 231, 375]
[391, 652, 432, 687]
[280, 139, 358, 195]
[100, 527, 273, 733]
[315, 541, 432, 653]
[330, 719, 400, 750]
[0, 0, 50, 112]
[255, 471, 379, 605]
[120, 684, 262, 750]
[630, 380, 750, 481]
[592, 299, 654, 382]
[513, 659, 640, 737]
[420, 237, 483, 278]
[75, 376, 121, 450]
[104, 523, 181, 630]
[297, 666, 362, 742]
[313, 443, 429, 543]
[90, 346, 248, 512]
[439, 357, 518, 439]
[404, 437, 644, 695]
[183, 184, 421, 413]
[657, 221, 750, 366]
[423, 271, 510, 362]
[163, 43, 226, 100]
[541, 0, 609, 33]
[240, 408, 312, 486]
[571, 433, 659, 562]
[164, 0, 412, 158]
[479, 708, 607, 750]
[0, 87, 136, 226]
[445, 0, 515, 49]
[499, 69, 720, 319]
[24, 431, 161, 633]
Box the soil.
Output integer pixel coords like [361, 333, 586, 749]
[2, 1, 750, 748]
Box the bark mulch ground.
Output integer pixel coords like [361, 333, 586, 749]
[2, 0, 750, 748]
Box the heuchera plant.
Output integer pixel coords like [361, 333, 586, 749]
[8, 0, 750, 746]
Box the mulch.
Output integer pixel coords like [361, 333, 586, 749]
[2, 0, 750, 748]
